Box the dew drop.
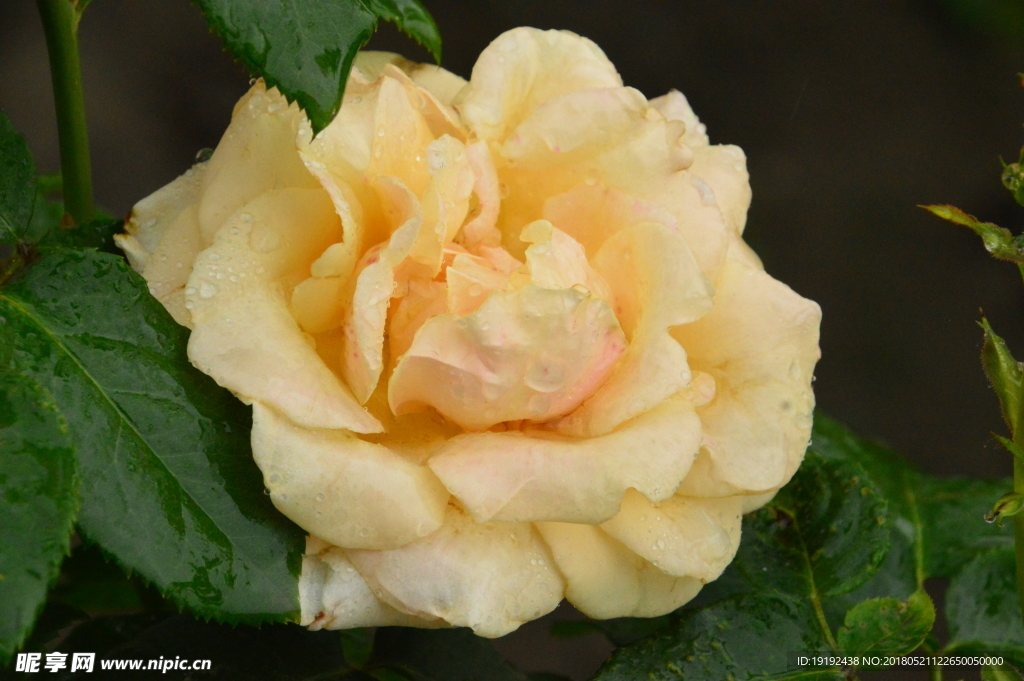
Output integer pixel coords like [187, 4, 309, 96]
[199, 282, 218, 299]
[185, 287, 196, 296]
[316, 493, 325, 502]
[498, 183, 510, 199]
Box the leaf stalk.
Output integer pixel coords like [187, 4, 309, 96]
[36, 0, 94, 225]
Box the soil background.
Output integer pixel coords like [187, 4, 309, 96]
[3, 2, 1024, 679]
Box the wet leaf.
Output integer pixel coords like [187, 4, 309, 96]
[0, 250, 304, 623]
[945, 547, 1024, 666]
[836, 589, 934, 657]
[734, 452, 891, 600]
[593, 592, 843, 681]
[922, 204, 1024, 264]
[195, 0, 441, 133]
[980, 317, 1024, 436]
[0, 371, 77, 665]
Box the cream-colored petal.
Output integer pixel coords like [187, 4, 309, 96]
[445, 253, 510, 316]
[428, 396, 701, 524]
[116, 163, 208, 328]
[673, 239, 821, 493]
[366, 76, 435, 196]
[600, 489, 743, 582]
[381, 64, 465, 140]
[252, 402, 448, 550]
[408, 135, 474, 277]
[346, 506, 564, 637]
[521, 219, 613, 302]
[649, 89, 707, 147]
[186, 188, 380, 433]
[459, 140, 503, 247]
[536, 522, 702, 619]
[290, 276, 346, 333]
[690, 144, 751, 234]
[197, 82, 319, 244]
[389, 277, 448, 363]
[542, 181, 678, 258]
[300, 541, 445, 629]
[556, 222, 712, 437]
[501, 87, 650, 168]
[340, 177, 425, 403]
[455, 27, 622, 142]
[390, 284, 626, 430]
[495, 92, 729, 276]
[404, 63, 468, 107]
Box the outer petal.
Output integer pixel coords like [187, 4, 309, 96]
[389, 285, 626, 430]
[556, 222, 712, 437]
[649, 89, 707, 147]
[366, 76, 435, 196]
[252, 403, 448, 550]
[428, 396, 702, 524]
[674, 239, 821, 494]
[116, 163, 207, 327]
[535, 522, 702, 619]
[650, 90, 751, 234]
[600, 489, 743, 582]
[454, 27, 622, 142]
[300, 539, 445, 629]
[185, 188, 381, 433]
[197, 82, 320, 244]
[346, 506, 564, 637]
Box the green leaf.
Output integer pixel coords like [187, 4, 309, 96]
[985, 491, 1024, 527]
[36, 218, 122, 255]
[918, 476, 1013, 578]
[734, 452, 891, 600]
[922, 204, 1024, 264]
[0, 370, 77, 665]
[593, 592, 844, 681]
[0, 111, 35, 244]
[945, 547, 1024, 665]
[981, 317, 1024, 436]
[836, 589, 934, 657]
[362, 0, 441, 62]
[984, 664, 1024, 681]
[371, 628, 526, 681]
[194, 0, 442, 133]
[0, 250, 304, 622]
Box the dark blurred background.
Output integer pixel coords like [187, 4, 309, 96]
[3, 1, 1024, 679]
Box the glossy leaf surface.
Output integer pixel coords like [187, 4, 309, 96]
[594, 592, 843, 681]
[945, 547, 1024, 665]
[0, 371, 77, 665]
[836, 589, 935, 656]
[0, 250, 304, 622]
[980, 316, 1024, 436]
[195, 0, 441, 133]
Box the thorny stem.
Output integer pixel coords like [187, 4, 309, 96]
[36, 0, 94, 225]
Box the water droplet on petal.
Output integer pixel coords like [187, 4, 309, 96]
[199, 282, 218, 299]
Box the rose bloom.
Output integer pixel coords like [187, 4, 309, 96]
[116, 27, 820, 636]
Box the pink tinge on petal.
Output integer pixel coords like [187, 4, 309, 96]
[389, 284, 627, 431]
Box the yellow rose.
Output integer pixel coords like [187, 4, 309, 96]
[116, 27, 821, 636]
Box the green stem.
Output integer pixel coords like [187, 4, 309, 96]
[36, 0, 94, 225]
